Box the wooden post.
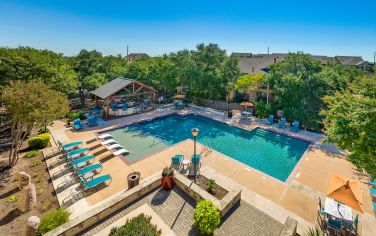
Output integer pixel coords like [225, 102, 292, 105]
[95, 96, 98, 107]
[105, 98, 110, 120]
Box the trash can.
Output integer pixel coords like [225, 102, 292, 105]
[127, 172, 140, 189]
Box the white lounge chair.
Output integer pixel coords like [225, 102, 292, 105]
[100, 139, 117, 146]
[113, 149, 129, 156]
[106, 143, 123, 150]
[97, 133, 113, 140]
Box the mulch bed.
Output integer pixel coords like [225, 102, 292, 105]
[188, 175, 228, 200]
[0, 143, 59, 235]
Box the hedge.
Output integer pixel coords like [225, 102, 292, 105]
[28, 133, 51, 149]
[109, 214, 161, 236]
[37, 208, 69, 235]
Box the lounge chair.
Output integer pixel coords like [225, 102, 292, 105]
[106, 143, 123, 150]
[370, 188, 376, 196]
[370, 179, 376, 186]
[73, 118, 84, 130]
[327, 217, 342, 234]
[69, 155, 95, 168]
[113, 148, 129, 156]
[266, 114, 274, 124]
[100, 139, 117, 146]
[373, 203, 376, 212]
[73, 163, 103, 180]
[292, 120, 300, 132]
[79, 174, 112, 190]
[87, 115, 98, 127]
[171, 154, 184, 170]
[278, 117, 286, 129]
[97, 133, 113, 140]
[189, 154, 201, 176]
[57, 140, 83, 152]
[67, 148, 89, 159]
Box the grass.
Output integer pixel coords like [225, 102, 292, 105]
[24, 150, 40, 158]
[30, 160, 42, 167]
[40, 202, 52, 213]
[6, 194, 20, 203]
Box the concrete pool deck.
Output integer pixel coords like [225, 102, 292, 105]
[46, 106, 376, 235]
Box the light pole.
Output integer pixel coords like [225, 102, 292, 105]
[191, 128, 199, 183]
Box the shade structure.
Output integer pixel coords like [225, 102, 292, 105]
[240, 102, 254, 107]
[326, 174, 363, 213]
[172, 94, 186, 100]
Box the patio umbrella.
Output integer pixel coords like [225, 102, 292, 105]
[240, 101, 254, 112]
[326, 174, 363, 213]
[172, 94, 186, 100]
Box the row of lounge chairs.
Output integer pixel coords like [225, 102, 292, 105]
[97, 133, 129, 156]
[57, 140, 112, 191]
[266, 115, 300, 132]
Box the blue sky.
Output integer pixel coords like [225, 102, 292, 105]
[1, 0, 375, 61]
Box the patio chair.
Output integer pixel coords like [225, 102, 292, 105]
[73, 163, 103, 180]
[370, 179, 376, 186]
[171, 154, 184, 170]
[105, 143, 123, 150]
[189, 154, 201, 176]
[292, 120, 300, 132]
[57, 140, 83, 152]
[100, 139, 117, 146]
[352, 214, 359, 235]
[92, 108, 103, 117]
[97, 133, 113, 140]
[113, 148, 129, 156]
[370, 187, 376, 196]
[278, 117, 286, 129]
[69, 155, 95, 168]
[87, 115, 98, 127]
[78, 174, 112, 191]
[327, 217, 342, 235]
[266, 114, 274, 124]
[73, 118, 84, 130]
[67, 148, 89, 159]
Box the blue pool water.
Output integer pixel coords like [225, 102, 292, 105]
[115, 115, 309, 181]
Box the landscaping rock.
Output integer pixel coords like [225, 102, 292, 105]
[19, 182, 37, 212]
[17, 171, 31, 189]
[25, 216, 40, 236]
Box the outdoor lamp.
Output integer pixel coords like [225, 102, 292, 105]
[191, 128, 199, 137]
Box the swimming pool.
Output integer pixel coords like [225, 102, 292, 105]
[108, 114, 310, 181]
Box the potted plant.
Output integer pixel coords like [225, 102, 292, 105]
[161, 166, 174, 190]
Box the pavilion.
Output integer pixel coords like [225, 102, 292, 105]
[91, 78, 157, 119]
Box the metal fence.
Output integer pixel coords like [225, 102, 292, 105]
[203, 100, 243, 111]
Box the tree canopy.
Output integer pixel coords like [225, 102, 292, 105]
[322, 75, 376, 178]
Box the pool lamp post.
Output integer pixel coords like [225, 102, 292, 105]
[191, 128, 199, 183]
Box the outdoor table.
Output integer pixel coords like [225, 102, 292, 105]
[324, 197, 353, 222]
[182, 159, 190, 169]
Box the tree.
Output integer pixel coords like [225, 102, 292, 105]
[234, 73, 266, 92]
[82, 73, 107, 91]
[0, 47, 78, 96]
[2, 81, 69, 167]
[321, 75, 376, 178]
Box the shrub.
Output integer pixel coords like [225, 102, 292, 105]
[37, 208, 69, 235]
[24, 150, 40, 158]
[193, 200, 220, 235]
[6, 194, 20, 203]
[205, 179, 216, 194]
[39, 126, 49, 133]
[67, 111, 86, 122]
[109, 214, 161, 236]
[161, 166, 174, 177]
[28, 133, 50, 149]
[255, 102, 273, 118]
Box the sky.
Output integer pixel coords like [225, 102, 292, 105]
[0, 0, 375, 61]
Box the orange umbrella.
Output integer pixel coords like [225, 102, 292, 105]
[240, 102, 254, 107]
[172, 94, 186, 100]
[326, 174, 363, 213]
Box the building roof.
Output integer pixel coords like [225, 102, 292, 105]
[124, 53, 149, 61]
[91, 78, 133, 99]
[234, 52, 365, 74]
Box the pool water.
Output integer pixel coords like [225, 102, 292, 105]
[109, 114, 309, 181]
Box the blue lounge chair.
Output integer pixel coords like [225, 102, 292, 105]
[171, 154, 184, 170]
[92, 108, 103, 117]
[79, 174, 112, 190]
[278, 117, 286, 129]
[73, 163, 103, 178]
[327, 217, 342, 233]
[370, 188, 376, 196]
[58, 140, 83, 152]
[189, 154, 201, 176]
[373, 203, 376, 211]
[266, 115, 274, 124]
[87, 115, 98, 127]
[70, 155, 95, 168]
[292, 120, 300, 132]
[370, 179, 376, 185]
[73, 118, 84, 130]
[67, 148, 89, 159]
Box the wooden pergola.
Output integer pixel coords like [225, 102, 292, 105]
[91, 78, 157, 119]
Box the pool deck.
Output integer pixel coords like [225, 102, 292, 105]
[46, 105, 376, 235]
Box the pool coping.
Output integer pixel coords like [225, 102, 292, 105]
[94, 108, 315, 184]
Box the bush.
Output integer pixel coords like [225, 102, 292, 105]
[205, 179, 216, 194]
[193, 200, 221, 235]
[255, 102, 273, 118]
[5, 194, 20, 203]
[28, 133, 50, 149]
[24, 150, 40, 158]
[67, 111, 86, 122]
[109, 214, 161, 236]
[37, 208, 69, 235]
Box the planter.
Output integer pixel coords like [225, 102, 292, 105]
[161, 176, 174, 191]
[227, 111, 233, 118]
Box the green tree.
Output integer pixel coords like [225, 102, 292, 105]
[321, 75, 376, 178]
[82, 72, 108, 91]
[234, 73, 266, 92]
[0, 47, 78, 96]
[148, 56, 178, 93]
[2, 81, 69, 167]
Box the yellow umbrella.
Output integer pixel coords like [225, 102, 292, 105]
[172, 94, 186, 100]
[326, 174, 363, 213]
